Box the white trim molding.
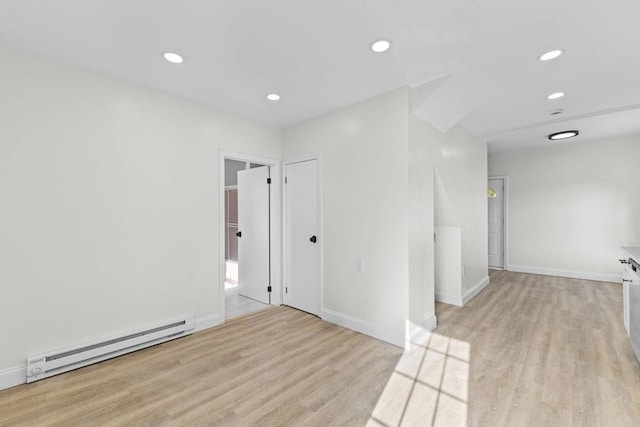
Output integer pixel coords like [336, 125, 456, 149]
[463, 275, 490, 305]
[509, 264, 621, 283]
[421, 314, 437, 332]
[320, 308, 405, 348]
[435, 293, 463, 307]
[218, 149, 283, 322]
[436, 275, 491, 307]
[406, 315, 438, 350]
[0, 365, 26, 391]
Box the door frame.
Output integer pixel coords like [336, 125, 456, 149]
[488, 175, 509, 270]
[219, 149, 282, 321]
[283, 155, 323, 315]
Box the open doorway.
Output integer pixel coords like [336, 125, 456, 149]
[224, 159, 244, 289]
[488, 176, 508, 269]
[219, 151, 282, 321]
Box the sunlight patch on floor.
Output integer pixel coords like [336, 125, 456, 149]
[368, 325, 470, 427]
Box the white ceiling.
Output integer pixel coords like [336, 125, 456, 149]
[1, 0, 639, 152]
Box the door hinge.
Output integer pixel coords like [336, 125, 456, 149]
[285, 287, 288, 294]
[434, 232, 436, 242]
[285, 177, 287, 184]
[267, 286, 272, 293]
[267, 178, 271, 184]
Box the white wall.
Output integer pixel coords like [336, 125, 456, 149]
[0, 45, 282, 379]
[434, 226, 462, 304]
[281, 88, 488, 343]
[410, 117, 489, 302]
[489, 134, 640, 281]
[408, 114, 435, 327]
[434, 126, 488, 294]
[282, 88, 411, 345]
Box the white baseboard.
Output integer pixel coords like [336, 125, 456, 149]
[435, 293, 463, 307]
[421, 314, 437, 332]
[320, 308, 405, 348]
[508, 264, 620, 283]
[406, 315, 438, 350]
[436, 275, 491, 307]
[406, 315, 437, 340]
[463, 275, 490, 305]
[194, 313, 222, 332]
[0, 314, 221, 392]
[0, 365, 26, 391]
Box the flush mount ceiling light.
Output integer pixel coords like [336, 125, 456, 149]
[540, 49, 564, 61]
[548, 130, 579, 140]
[163, 52, 183, 64]
[266, 93, 281, 101]
[371, 40, 391, 53]
[547, 92, 565, 100]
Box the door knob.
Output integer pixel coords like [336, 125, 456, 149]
[310, 235, 317, 243]
[236, 231, 242, 238]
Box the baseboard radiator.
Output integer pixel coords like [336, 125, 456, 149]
[26, 316, 194, 383]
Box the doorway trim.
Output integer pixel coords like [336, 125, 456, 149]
[282, 155, 323, 316]
[488, 175, 509, 270]
[219, 149, 282, 322]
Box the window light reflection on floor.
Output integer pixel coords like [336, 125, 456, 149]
[368, 324, 470, 427]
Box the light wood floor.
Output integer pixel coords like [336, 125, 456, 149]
[1, 271, 639, 426]
[0, 305, 401, 426]
[437, 270, 640, 426]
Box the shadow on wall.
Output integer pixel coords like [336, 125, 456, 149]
[368, 324, 470, 426]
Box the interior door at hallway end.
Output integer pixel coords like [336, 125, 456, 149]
[284, 159, 320, 316]
[488, 178, 504, 268]
[237, 166, 270, 304]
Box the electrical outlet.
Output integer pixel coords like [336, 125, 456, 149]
[355, 258, 364, 273]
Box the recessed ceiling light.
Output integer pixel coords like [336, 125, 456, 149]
[163, 52, 183, 64]
[540, 49, 563, 61]
[371, 40, 391, 53]
[266, 93, 281, 101]
[548, 130, 579, 140]
[547, 92, 565, 100]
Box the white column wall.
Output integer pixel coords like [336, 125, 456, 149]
[283, 88, 410, 345]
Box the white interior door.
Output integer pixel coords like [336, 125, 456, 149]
[284, 159, 320, 315]
[488, 178, 504, 268]
[237, 166, 270, 304]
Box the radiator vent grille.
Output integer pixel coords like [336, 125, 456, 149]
[27, 317, 194, 383]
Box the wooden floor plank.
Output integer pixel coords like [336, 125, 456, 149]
[1, 271, 639, 426]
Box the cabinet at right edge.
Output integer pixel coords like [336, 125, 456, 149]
[622, 259, 637, 336]
[623, 279, 630, 335]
